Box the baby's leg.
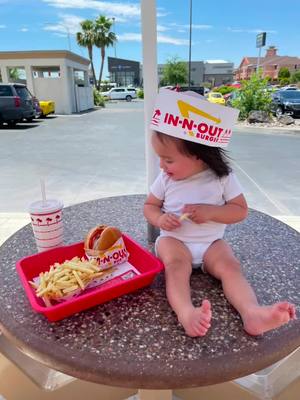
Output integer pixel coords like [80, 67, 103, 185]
[157, 237, 212, 337]
[203, 240, 296, 336]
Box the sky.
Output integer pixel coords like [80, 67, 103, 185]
[1, 0, 300, 80]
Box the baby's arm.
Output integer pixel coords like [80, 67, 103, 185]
[183, 193, 248, 224]
[144, 193, 181, 230]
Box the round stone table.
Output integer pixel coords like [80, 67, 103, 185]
[0, 195, 299, 392]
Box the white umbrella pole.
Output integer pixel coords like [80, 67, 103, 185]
[141, 0, 159, 241]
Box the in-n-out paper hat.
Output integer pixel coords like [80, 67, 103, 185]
[150, 89, 239, 148]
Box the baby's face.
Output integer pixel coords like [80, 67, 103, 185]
[152, 134, 205, 180]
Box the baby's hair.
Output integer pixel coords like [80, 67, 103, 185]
[154, 131, 232, 177]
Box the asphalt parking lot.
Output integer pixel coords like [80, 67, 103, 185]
[1, 100, 300, 242]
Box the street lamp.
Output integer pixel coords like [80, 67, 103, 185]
[112, 17, 117, 58]
[44, 22, 72, 51]
[188, 0, 192, 89]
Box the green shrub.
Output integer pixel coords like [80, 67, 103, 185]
[279, 77, 290, 86]
[137, 89, 144, 99]
[231, 73, 272, 120]
[291, 71, 300, 83]
[213, 85, 236, 95]
[93, 89, 106, 107]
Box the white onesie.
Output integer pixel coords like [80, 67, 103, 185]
[150, 169, 243, 265]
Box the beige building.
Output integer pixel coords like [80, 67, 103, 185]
[0, 50, 94, 114]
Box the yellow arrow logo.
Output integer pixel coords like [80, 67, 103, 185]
[177, 100, 221, 124]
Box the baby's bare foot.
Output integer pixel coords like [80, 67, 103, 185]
[243, 302, 297, 336]
[179, 299, 212, 337]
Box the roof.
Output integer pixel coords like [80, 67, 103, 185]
[240, 55, 300, 68]
[205, 60, 231, 64]
[0, 50, 90, 65]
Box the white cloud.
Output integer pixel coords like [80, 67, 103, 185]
[157, 25, 169, 32]
[117, 33, 141, 42]
[20, 28, 29, 32]
[42, 0, 140, 17]
[0, 24, 6, 29]
[43, 14, 84, 35]
[227, 27, 277, 34]
[117, 32, 189, 46]
[158, 34, 189, 45]
[169, 23, 212, 31]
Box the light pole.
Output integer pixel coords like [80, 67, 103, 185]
[112, 17, 117, 58]
[66, 26, 71, 52]
[44, 22, 72, 51]
[188, 0, 192, 89]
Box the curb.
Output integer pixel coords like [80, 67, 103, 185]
[235, 124, 300, 135]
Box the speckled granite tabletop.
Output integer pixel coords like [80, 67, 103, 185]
[0, 194, 299, 389]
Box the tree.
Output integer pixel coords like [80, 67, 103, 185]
[278, 67, 290, 80]
[76, 19, 97, 86]
[9, 68, 20, 81]
[291, 71, 300, 83]
[94, 16, 117, 91]
[160, 57, 187, 86]
[231, 72, 272, 120]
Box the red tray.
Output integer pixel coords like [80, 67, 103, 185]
[16, 234, 164, 322]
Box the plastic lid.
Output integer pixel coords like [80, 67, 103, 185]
[29, 199, 64, 214]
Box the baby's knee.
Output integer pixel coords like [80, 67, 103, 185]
[217, 258, 241, 278]
[163, 256, 192, 273]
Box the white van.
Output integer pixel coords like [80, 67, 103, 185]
[102, 87, 137, 101]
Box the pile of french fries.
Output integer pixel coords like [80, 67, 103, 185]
[29, 257, 104, 306]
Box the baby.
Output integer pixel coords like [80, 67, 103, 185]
[144, 130, 296, 337]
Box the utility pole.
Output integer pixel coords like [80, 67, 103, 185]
[188, 0, 192, 89]
[66, 26, 71, 52]
[112, 17, 117, 58]
[44, 22, 71, 52]
[256, 32, 266, 74]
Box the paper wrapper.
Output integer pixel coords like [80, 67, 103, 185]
[85, 236, 129, 271]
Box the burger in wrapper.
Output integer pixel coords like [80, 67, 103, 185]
[84, 225, 129, 270]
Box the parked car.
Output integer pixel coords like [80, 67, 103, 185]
[225, 90, 240, 106]
[280, 85, 298, 91]
[32, 96, 42, 119]
[0, 83, 35, 126]
[206, 92, 226, 105]
[270, 90, 300, 117]
[101, 87, 137, 101]
[162, 85, 205, 96]
[39, 100, 55, 117]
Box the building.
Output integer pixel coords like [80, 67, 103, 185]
[108, 57, 140, 87]
[235, 46, 300, 81]
[203, 60, 234, 86]
[0, 50, 93, 114]
[157, 60, 234, 87]
[157, 61, 205, 86]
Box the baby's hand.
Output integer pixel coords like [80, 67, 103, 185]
[157, 213, 181, 231]
[182, 204, 214, 224]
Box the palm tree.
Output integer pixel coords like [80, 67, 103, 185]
[76, 20, 97, 86]
[94, 15, 117, 91]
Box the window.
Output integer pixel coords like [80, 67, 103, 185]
[15, 86, 31, 100]
[0, 86, 13, 96]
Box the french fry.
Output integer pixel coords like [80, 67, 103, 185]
[31, 256, 106, 306]
[179, 213, 190, 221]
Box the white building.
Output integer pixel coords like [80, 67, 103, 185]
[156, 60, 234, 87]
[0, 50, 94, 114]
[204, 60, 234, 86]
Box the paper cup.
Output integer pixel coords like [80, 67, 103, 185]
[29, 199, 64, 252]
